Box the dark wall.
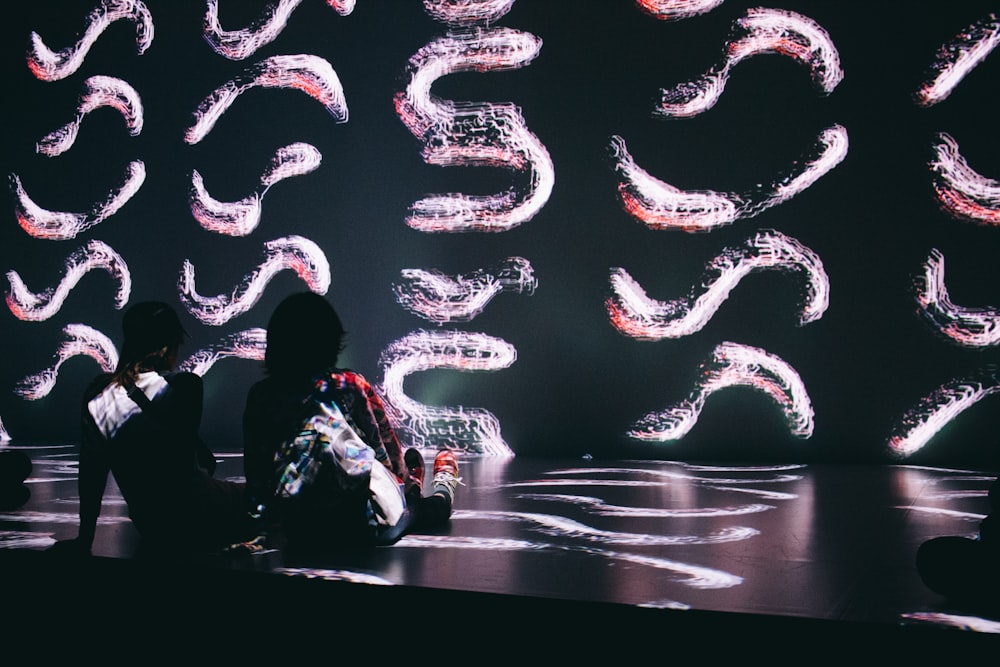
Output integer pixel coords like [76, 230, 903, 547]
[2, 1, 999, 467]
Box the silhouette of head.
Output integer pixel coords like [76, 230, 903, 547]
[265, 292, 346, 380]
[115, 301, 188, 381]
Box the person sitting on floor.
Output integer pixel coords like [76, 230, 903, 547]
[51, 301, 258, 556]
[242, 291, 461, 550]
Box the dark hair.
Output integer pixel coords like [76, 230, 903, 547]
[264, 292, 346, 380]
[112, 301, 188, 385]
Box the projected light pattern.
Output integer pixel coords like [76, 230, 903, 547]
[915, 248, 1000, 348]
[394, 27, 555, 232]
[36, 76, 143, 157]
[184, 54, 348, 145]
[178, 328, 267, 376]
[393, 256, 536, 324]
[190, 142, 322, 237]
[379, 330, 516, 455]
[887, 369, 1000, 458]
[929, 132, 1000, 225]
[915, 13, 1000, 107]
[15, 324, 118, 400]
[656, 7, 842, 119]
[422, 0, 517, 25]
[607, 229, 828, 340]
[11, 161, 146, 241]
[612, 125, 848, 232]
[6, 240, 131, 322]
[517, 493, 774, 517]
[178, 235, 330, 326]
[635, 0, 726, 22]
[26, 0, 153, 82]
[629, 341, 814, 441]
[203, 0, 356, 61]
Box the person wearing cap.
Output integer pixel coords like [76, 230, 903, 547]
[51, 301, 257, 556]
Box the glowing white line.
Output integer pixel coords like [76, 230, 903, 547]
[185, 54, 347, 145]
[902, 506, 986, 521]
[422, 0, 516, 25]
[0, 511, 125, 525]
[179, 235, 330, 326]
[635, 0, 725, 21]
[12, 161, 146, 240]
[379, 330, 516, 455]
[549, 467, 802, 485]
[394, 28, 554, 232]
[929, 132, 1000, 225]
[190, 142, 322, 236]
[915, 248, 1000, 347]
[888, 369, 1000, 458]
[902, 612, 1000, 634]
[608, 229, 828, 339]
[0, 532, 56, 550]
[36, 76, 143, 157]
[915, 13, 1000, 107]
[26, 0, 153, 82]
[275, 568, 394, 585]
[15, 324, 119, 400]
[394, 256, 536, 324]
[514, 493, 775, 518]
[178, 328, 267, 376]
[629, 341, 814, 441]
[6, 240, 131, 322]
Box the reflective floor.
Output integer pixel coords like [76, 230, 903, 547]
[1, 443, 998, 653]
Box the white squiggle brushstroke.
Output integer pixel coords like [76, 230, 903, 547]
[915, 248, 1000, 347]
[902, 612, 1000, 634]
[635, 0, 725, 21]
[394, 256, 536, 324]
[514, 493, 774, 518]
[549, 467, 801, 485]
[929, 132, 1000, 225]
[190, 142, 322, 236]
[0, 532, 56, 550]
[656, 7, 842, 118]
[629, 341, 814, 442]
[422, 0, 516, 25]
[185, 54, 347, 145]
[16, 324, 118, 400]
[178, 235, 330, 326]
[680, 462, 806, 472]
[178, 328, 267, 376]
[11, 161, 146, 240]
[887, 368, 1000, 458]
[607, 229, 828, 340]
[704, 485, 797, 500]
[6, 240, 131, 322]
[915, 13, 1000, 107]
[36, 76, 144, 157]
[379, 330, 516, 455]
[394, 28, 554, 232]
[397, 533, 743, 589]
[275, 568, 394, 585]
[612, 126, 847, 232]
[26, 0, 154, 82]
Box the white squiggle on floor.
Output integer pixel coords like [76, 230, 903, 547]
[628, 341, 814, 442]
[0, 511, 126, 525]
[635, 0, 725, 21]
[915, 248, 1000, 347]
[178, 235, 330, 326]
[26, 0, 154, 82]
[902, 612, 1000, 634]
[422, 0, 516, 25]
[514, 493, 775, 518]
[704, 485, 797, 500]
[929, 133, 1000, 225]
[899, 506, 987, 521]
[612, 126, 847, 232]
[397, 533, 743, 589]
[680, 463, 806, 472]
[179, 328, 267, 376]
[550, 467, 802, 485]
[37, 76, 143, 157]
[655, 7, 842, 118]
[274, 568, 394, 585]
[394, 28, 554, 232]
[888, 368, 1000, 458]
[0, 531, 56, 550]
[915, 13, 1000, 107]
[185, 54, 347, 145]
[394, 256, 536, 324]
[607, 229, 828, 339]
[190, 143, 322, 237]
[379, 330, 516, 455]
[203, 0, 356, 60]
[15, 324, 119, 400]
[6, 240, 131, 322]
[12, 161, 146, 240]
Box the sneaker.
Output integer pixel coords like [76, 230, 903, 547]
[431, 450, 463, 501]
[404, 448, 424, 500]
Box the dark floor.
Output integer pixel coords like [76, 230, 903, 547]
[1, 443, 998, 655]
